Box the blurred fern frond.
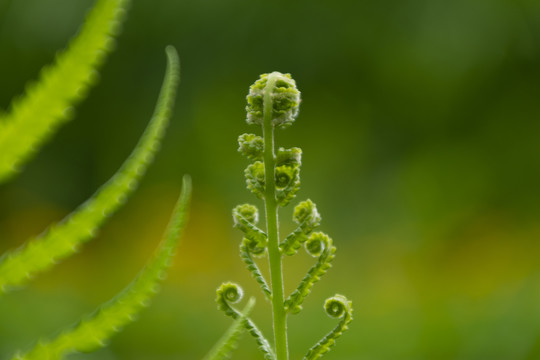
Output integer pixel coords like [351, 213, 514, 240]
[11, 175, 192, 360]
[204, 297, 256, 360]
[0, 46, 181, 294]
[0, 0, 130, 183]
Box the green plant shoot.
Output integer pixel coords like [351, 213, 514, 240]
[216, 72, 353, 360]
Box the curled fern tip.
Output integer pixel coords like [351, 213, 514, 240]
[246, 72, 301, 129]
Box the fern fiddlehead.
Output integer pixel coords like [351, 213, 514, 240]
[204, 297, 256, 360]
[216, 283, 275, 359]
[217, 72, 352, 359]
[279, 199, 321, 256]
[284, 232, 336, 315]
[303, 295, 353, 360]
[233, 204, 271, 300]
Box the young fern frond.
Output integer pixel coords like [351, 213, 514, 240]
[223, 72, 352, 359]
[232, 204, 267, 249]
[216, 283, 276, 360]
[0, 46, 181, 294]
[203, 297, 256, 360]
[274, 163, 301, 207]
[284, 232, 336, 314]
[238, 134, 264, 162]
[279, 199, 321, 256]
[239, 241, 272, 300]
[244, 161, 266, 199]
[232, 205, 272, 299]
[0, 0, 131, 183]
[303, 295, 353, 360]
[11, 176, 191, 360]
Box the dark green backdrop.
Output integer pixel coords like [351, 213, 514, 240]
[1, 0, 540, 358]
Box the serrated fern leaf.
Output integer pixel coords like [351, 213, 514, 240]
[285, 233, 336, 314]
[203, 297, 255, 360]
[239, 242, 271, 300]
[0, 0, 130, 183]
[216, 283, 276, 360]
[303, 295, 353, 360]
[0, 46, 181, 294]
[11, 175, 191, 360]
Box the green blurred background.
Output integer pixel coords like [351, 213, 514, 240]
[1, 0, 540, 358]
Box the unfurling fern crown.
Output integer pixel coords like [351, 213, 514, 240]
[213, 72, 353, 360]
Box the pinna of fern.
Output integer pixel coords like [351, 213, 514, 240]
[12, 176, 191, 360]
[2, 44, 188, 359]
[215, 72, 353, 360]
[0, 43, 181, 295]
[203, 297, 257, 360]
[0, 0, 131, 184]
[0, 0, 195, 357]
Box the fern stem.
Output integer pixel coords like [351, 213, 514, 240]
[263, 73, 288, 360]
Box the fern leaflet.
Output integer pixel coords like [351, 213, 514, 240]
[11, 175, 191, 360]
[0, 0, 130, 183]
[0, 46, 181, 294]
[303, 295, 353, 360]
[203, 297, 255, 360]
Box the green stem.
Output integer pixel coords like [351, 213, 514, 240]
[263, 73, 288, 360]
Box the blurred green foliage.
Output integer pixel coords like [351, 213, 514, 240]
[1, 0, 540, 359]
